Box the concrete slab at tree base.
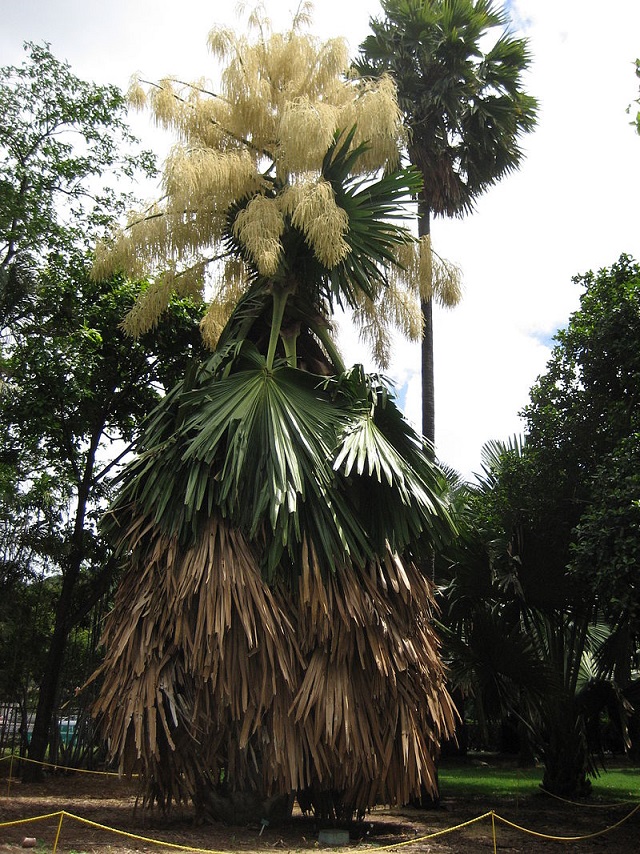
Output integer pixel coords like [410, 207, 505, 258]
[318, 829, 350, 846]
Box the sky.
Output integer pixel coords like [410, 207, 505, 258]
[2, 0, 640, 480]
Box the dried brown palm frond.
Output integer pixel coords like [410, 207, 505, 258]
[92, 509, 455, 822]
[91, 513, 299, 816]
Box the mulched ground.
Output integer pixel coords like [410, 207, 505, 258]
[1, 769, 638, 854]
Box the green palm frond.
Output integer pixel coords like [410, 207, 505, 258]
[323, 131, 422, 306]
[214, 129, 421, 345]
[356, 0, 538, 217]
[441, 607, 553, 723]
[330, 367, 453, 554]
[106, 348, 454, 583]
[182, 354, 372, 578]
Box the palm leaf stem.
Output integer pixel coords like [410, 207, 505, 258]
[266, 283, 294, 370]
[310, 321, 345, 374]
[280, 323, 299, 368]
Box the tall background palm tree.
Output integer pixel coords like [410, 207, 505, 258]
[356, 0, 538, 447]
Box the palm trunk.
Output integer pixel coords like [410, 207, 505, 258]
[418, 201, 435, 451]
[421, 297, 434, 449]
[541, 697, 591, 797]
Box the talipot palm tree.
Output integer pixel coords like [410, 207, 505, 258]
[356, 0, 538, 446]
[91, 9, 457, 824]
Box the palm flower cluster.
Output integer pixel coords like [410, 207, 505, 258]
[93, 4, 441, 365]
[92, 7, 457, 823]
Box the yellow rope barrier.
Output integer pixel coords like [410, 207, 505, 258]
[0, 811, 64, 829]
[52, 812, 64, 854]
[2, 805, 636, 851]
[370, 812, 493, 849]
[539, 785, 639, 808]
[7, 751, 15, 796]
[2, 788, 639, 851]
[493, 801, 640, 842]
[0, 753, 123, 776]
[61, 812, 235, 854]
[0, 805, 638, 851]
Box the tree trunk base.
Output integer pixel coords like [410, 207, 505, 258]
[193, 784, 293, 826]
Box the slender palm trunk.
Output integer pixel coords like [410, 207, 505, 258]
[421, 296, 434, 447]
[418, 200, 435, 451]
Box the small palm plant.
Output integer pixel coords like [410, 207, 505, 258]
[91, 7, 457, 823]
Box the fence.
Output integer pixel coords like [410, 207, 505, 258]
[0, 702, 103, 768]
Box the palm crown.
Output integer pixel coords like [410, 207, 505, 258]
[355, 0, 538, 217]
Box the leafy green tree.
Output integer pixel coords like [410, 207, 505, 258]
[91, 12, 457, 823]
[0, 42, 155, 331]
[443, 257, 640, 796]
[450, 440, 604, 796]
[1, 256, 204, 774]
[436, 440, 552, 759]
[535, 255, 640, 737]
[571, 436, 640, 642]
[0, 42, 205, 773]
[523, 254, 640, 579]
[0, 560, 56, 750]
[355, 0, 537, 445]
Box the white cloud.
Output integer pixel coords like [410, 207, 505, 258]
[2, 0, 639, 480]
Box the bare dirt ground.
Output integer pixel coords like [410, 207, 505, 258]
[1, 769, 638, 854]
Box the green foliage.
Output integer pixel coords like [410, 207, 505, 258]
[571, 436, 640, 628]
[630, 58, 640, 134]
[436, 442, 556, 737]
[0, 41, 155, 324]
[526, 256, 640, 455]
[441, 257, 640, 796]
[0, 572, 56, 704]
[440, 439, 621, 796]
[322, 131, 422, 305]
[107, 341, 454, 586]
[523, 255, 640, 629]
[0, 254, 204, 706]
[0, 42, 204, 761]
[224, 128, 422, 324]
[4, 258, 202, 473]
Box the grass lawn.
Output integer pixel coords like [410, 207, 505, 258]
[439, 755, 640, 803]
